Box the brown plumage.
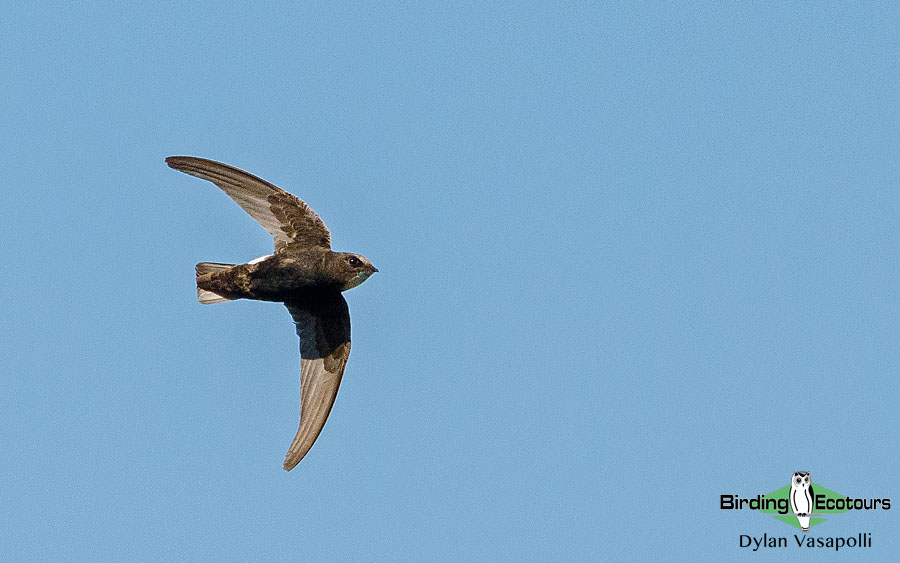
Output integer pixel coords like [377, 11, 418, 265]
[166, 156, 377, 470]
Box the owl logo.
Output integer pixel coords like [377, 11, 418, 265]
[789, 471, 815, 533]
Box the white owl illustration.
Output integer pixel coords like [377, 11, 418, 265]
[789, 471, 815, 533]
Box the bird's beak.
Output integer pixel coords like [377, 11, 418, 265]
[372, 266, 379, 273]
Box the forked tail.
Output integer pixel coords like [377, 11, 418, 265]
[195, 262, 234, 304]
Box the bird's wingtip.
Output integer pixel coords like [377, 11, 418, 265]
[165, 155, 188, 169]
[283, 455, 301, 472]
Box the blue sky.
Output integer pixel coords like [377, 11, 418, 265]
[2, 2, 899, 561]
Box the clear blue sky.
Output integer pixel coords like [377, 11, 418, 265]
[2, 2, 899, 561]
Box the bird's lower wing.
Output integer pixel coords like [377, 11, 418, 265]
[284, 293, 351, 470]
[283, 348, 349, 470]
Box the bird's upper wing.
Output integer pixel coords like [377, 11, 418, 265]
[283, 291, 351, 470]
[166, 156, 331, 251]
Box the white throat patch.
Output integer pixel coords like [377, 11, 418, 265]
[345, 270, 373, 290]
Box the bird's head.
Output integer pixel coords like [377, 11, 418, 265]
[328, 252, 378, 290]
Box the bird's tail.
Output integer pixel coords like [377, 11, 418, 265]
[195, 262, 235, 304]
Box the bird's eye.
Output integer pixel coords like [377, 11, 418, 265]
[348, 256, 361, 267]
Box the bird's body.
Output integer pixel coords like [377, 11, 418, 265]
[196, 250, 374, 303]
[166, 156, 377, 470]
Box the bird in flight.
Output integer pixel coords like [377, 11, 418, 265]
[166, 156, 377, 470]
